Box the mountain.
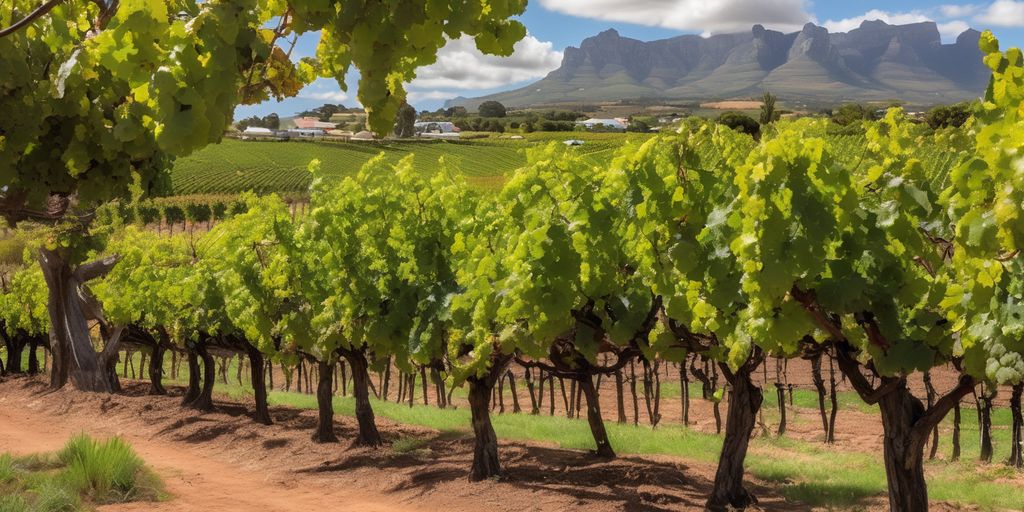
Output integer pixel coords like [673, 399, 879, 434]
[446, 21, 990, 110]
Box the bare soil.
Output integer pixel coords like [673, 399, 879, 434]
[0, 376, 799, 512]
[699, 101, 764, 110]
[4, 355, 1017, 511]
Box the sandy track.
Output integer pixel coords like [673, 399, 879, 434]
[0, 393, 412, 512]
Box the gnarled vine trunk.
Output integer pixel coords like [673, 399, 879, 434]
[247, 344, 271, 425]
[877, 384, 928, 512]
[313, 359, 337, 443]
[578, 375, 615, 458]
[339, 347, 382, 446]
[148, 344, 166, 395]
[182, 346, 201, 406]
[189, 339, 216, 411]
[706, 356, 763, 512]
[467, 362, 508, 481]
[37, 248, 120, 392]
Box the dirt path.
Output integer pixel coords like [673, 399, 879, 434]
[0, 394, 412, 512]
[2, 377, 801, 512]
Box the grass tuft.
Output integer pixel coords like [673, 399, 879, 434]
[57, 434, 163, 504]
[0, 495, 29, 512]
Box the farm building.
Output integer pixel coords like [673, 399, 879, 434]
[293, 117, 338, 130]
[288, 128, 325, 137]
[414, 121, 460, 139]
[576, 118, 627, 131]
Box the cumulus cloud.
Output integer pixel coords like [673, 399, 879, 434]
[821, 10, 932, 33]
[940, 4, 981, 17]
[938, 20, 972, 40]
[298, 78, 350, 103]
[407, 90, 461, 102]
[409, 35, 563, 91]
[301, 90, 349, 102]
[976, 0, 1024, 26]
[536, 0, 812, 34]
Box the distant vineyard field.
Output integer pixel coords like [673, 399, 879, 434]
[169, 135, 641, 195]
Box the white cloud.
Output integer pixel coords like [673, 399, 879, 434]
[536, 0, 812, 34]
[301, 90, 349, 102]
[822, 10, 932, 34]
[409, 35, 563, 91]
[407, 90, 461, 102]
[976, 0, 1024, 26]
[940, 4, 980, 17]
[298, 78, 350, 103]
[938, 20, 972, 40]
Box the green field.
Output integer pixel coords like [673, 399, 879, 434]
[169, 133, 652, 195]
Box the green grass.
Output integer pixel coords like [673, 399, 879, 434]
[0, 435, 163, 512]
[58, 435, 162, 504]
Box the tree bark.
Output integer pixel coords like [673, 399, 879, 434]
[149, 344, 166, 395]
[706, 358, 763, 512]
[578, 376, 615, 458]
[340, 348, 382, 446]
[951, 401, 961, 461]
[615, 369, 627, 424]
[810, 352, 829, 438]
[313, 360, 338, 443]
[2, 331, 26, 374]
[524, 367, 539, 415]
[190, 340, 216, 412]
[506, 370, 521, 413]
[26, 337, 40, 374]
[182, 346, 201, 406]
[37, 248, 119, 392]
[467, 362, 508, 481]
[247, 345, 271, 425]
[979, 384, 994, 463]
[877, 384, 929, 512]
[827, 353, 838, 444]
[1010, 383, 1022, 468]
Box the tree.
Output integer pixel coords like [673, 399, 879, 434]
[298, 104, 345, 121]
[924, 103, 972, 130]
[831, 103, 871, 126]
[0, 0, 527, 392]
[759, 91, 778, 126]
[263, 113, 280, 130]
[478, 101, 507, 118]
[394, 102, 417, 138]
[442, 106, 467, 118]
[716, 112, 759, 137]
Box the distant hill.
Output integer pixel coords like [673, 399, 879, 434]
[447, 21, 990, 110]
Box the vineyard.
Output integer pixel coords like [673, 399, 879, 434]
[171, 139, 528, 194]
[3, 0, 1024, 508]
[168, 133, 655, 196]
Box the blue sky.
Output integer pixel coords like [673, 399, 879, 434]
[236, 1, 1024, 119]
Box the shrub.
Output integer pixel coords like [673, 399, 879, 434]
[716, 112, 760, 137]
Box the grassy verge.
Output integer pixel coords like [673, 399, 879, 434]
[0, 434, 163, 512]
[205, 380, 1024, 510]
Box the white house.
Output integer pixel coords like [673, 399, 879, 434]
[577, 118, 627, 131]
[242, 126, 273, 135]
